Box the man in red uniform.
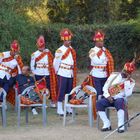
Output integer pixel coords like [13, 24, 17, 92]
[96, 60, 135, 133]
[0, 40, 23, 101]
[89, 30, 114, 99]
[30, 35, 57, 107]
[54, 28, 77, 116]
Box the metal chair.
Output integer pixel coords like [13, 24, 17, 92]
[0, 88, 7, 127]
[15, 85, 18, 112]
[96, 98, 129, 130]
[16, 85, 48, 127]
[63, 85, 97, 127]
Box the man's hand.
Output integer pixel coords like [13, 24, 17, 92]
[71, 65, 74, 69]
[23, 83, 28, 87]
[98, 95, 103, 100]
[11, 73, 17, 77]
[107, 96, 114, 103]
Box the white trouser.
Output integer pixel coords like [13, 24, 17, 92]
[98, 111, 111, 128]
[98, 109, 125, 130]
[57, 102, 64, 115]
[117, 109, 125, 130]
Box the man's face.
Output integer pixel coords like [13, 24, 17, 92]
[10, 50, 20, 56]
[95, 41, 104, 48]
[121, 71, 131, 78]
[64, 41, 71, 47]
[22, 66, 30, 76]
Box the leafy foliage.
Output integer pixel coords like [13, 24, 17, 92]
[118, 0, 140, 20]
[0, 0, 44, 63]
[0, 0, 140, 69]
[47, 0, 140, 24]
[42, 22, 140, 69]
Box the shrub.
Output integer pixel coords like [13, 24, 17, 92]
[0, 22, 140, 70]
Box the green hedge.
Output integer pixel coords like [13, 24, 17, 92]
[43, 22, 140, 69]
[0, 22, 140, 70]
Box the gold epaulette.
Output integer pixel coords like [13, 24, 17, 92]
[31, 52, 35, 57]
[56, 49, 62, 53]
[89, 48, 94, 54]
[89, 48, 96, 57]
[0, 53, 4, 58]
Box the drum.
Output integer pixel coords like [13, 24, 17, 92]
[70, 85, 97, 104]
[21, 86, 50, 104]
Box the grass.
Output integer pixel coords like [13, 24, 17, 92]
[0, 73, 139, 140]
[0, 94, 139, 140]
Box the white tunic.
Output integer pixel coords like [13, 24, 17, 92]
[30, 49, 50, 76]
[103, 72, 135, 99]
[53, 45, 74, 78]
[0, 51, 21, 80]
[89, 46, 108, 78]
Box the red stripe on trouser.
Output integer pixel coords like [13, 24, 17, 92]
[122, 99, 125, 110]
[57, 76, 62, 101]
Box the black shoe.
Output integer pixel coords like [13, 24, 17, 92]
[101, 126, 112, 132]
[66, 112, 72, 115]
[0, 95, 3, 102]
[118, 129, 125, 133]
[66, 112, 78, 116]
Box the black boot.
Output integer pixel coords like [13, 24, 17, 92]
[118, 129, 125, 133]
[57, 113, 64, 117]
[66, 112, 72, 116]
[0, 93, 3, 102]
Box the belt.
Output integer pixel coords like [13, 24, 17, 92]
[0, 64, 12, 73]
[0, 68, 9, 72]
[36, 66, 49, 69]
[91, 65, 107, 69]
[36, 63, 49, 69]
[61, 63, 73, 67]
[59, 66, 72, 70]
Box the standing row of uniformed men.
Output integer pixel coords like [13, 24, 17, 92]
[0, 28, 135, 133]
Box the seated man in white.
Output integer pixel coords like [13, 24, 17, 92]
[96, 59, 135, 133]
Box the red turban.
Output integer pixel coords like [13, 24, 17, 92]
[10, 40, 20, 52]
[123, 62, 136, 74]
[93, 30, 105, 42]
[60, 28, 73, 41]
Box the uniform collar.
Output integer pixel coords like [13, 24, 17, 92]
[95, 46, 106, 51]
[62, 45, 72, 49]
[38, 50, 44, 52]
